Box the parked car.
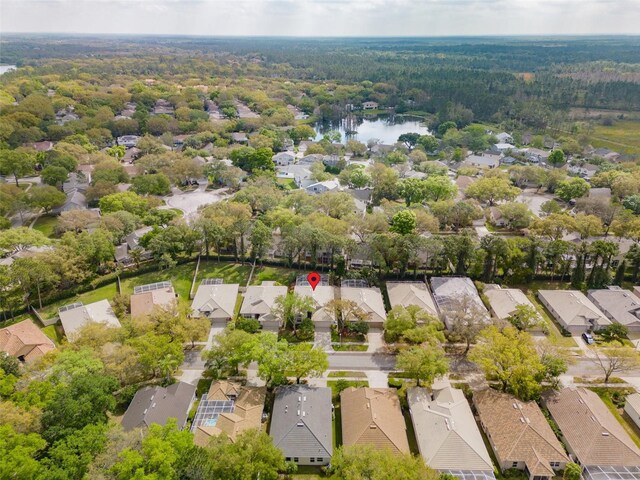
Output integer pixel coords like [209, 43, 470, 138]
[582, 332, 595, 345]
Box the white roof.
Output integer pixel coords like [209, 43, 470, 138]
[408, 385, 494, 472]
[538, 290, 611, 329]
[240, 282, 288, 317]
[587, 288, 640, 329]
[340, 286, 386, 323]
[306, 179, 340, 191]
[484, 286, 541, 322]
[191, 283, 239, 319]
[59, 299, 121, 341]
[386, 282, 438, 317]
[294, 285, 336, 323]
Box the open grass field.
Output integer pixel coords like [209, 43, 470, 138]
[252, 265, 299, 286]
[196, 260, 252, 286]
[591, 120, 640, 155]
[37, 282, 118, 321]
[31, 215, 58, 238]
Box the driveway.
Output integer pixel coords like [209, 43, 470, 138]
[516, 189, 555, 217]
[314, 326, 333, 352]
[475, 226, 490, 238]
[165, 185, 229, 219]
[367, 328, 385, 353]
[366, 371, 389, 388]
[573, 335, 597, 359]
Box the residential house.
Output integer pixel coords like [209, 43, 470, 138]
[0, 246, 54, 267]
[474, 389, 569, 480]
[362, 101, 379, 110]
[231, 132, 249, 144]
[462, 154, 500, 170]
[523, 148, 550, 164]
[299, 154, 324, 165]
[239, 281, 288, 330]
[152, 99, 174, 116]
[340, 282, 386, 328]
[273, 152, 295, 166]
[115, 226, 153, 265]
[491, 143, 518, 155]
[0, 319, 55, 363]
[121, 382, 197, 431]
[29, 140, 54, 152]
[190, 280, 240, 325]
[58, 300, 121, 341]
[484, 285, 543, 328]
[340, 387, 409, 454]
[537, 290, 610, 334]
[588, 287, 640, 333]
[277, 164, 313, 188]
[117, 135, 140, 148]
[488, 207, 507, 227]
[322, 155, 341, 167]
[430, 277, 490, 329]
[408, 385, 495, 478]
[496, 132, 514, 144]
[501, 156, 517, 165]
[543, 387, 640, 478]
[568, 163, 599, 180]
[294, 279, 335, 328]
[305, 179, 340, 195]
[270, 385, 333, 466]
[130, 281, 178, 319]
[56, 109, 79, 125]
[455, 176, 476, 199]
[61, 173, 88, 194]
[624, 393, 640, 430]
[193, 381, 266, 446]
[54, 189, 88, 214]
[386, 282, 438, 317]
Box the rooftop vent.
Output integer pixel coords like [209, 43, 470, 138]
[602, 432, 609, 436]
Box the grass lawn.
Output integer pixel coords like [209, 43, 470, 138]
[516, 286, 576, 348]
[332, 345, 369, 352]
[42, 324, 63, 345]
[252, 265, 299, 286]
[327, 380, 369, 400]
[327, 371, 367, 378]
[590, 387, 640, 448]
[32, 215, 58, 238]
[592, 120, 640, 155]
[276, 178, 298, 190]
[37, 282, 119, 321]
[120, 263, 196, 300]
[196, 260, 252, 286]
[403, 409, 420, 455]
[290, 466, 324, 479]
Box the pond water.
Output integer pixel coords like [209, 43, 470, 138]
[0, 65, 17, 75]
[314, 114, 431, 145]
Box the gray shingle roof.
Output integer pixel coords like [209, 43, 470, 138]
[270, 385, 333, 459]
[121, 382, 196, 431]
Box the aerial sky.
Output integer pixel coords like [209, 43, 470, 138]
[2, 0, 640, 36]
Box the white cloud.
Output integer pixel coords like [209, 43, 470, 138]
[1, 0, 639, 35]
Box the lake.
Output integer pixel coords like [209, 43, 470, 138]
[314, 114, 431, 145]
[0, 65, 17, 75]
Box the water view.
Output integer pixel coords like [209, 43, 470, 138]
[314, 114, 431, 145]
[0, 65, 17, 75]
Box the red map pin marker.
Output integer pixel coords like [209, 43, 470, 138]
[307, 272, 321, 291]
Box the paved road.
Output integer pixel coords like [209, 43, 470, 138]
[327, 352, 396, 371]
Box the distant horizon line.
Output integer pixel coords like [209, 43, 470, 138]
[2, 32, 640, 39]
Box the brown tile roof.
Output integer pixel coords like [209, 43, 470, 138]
[340, 387, 410, 454]
[0, 320, 55, 363]
[206, 380, 242, 401]
[474, 389, 568, 476]
[130, 286, 177, 319]
[543, 387, 640, 467]
[194, 386, 265, 446]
